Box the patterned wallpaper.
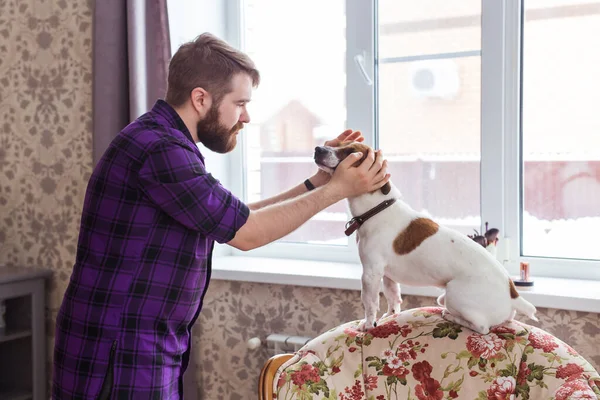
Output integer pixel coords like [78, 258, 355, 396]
[0, 1, 598, 399]
[0, 0, 93, 391]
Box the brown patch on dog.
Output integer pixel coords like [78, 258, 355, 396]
[335, 143, 370, 167]
[508, 278, 520, 299]
[393, 218, 439, 255]
[380, 182, 391, 195]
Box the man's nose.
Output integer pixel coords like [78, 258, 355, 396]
[240, 110, 251, 124]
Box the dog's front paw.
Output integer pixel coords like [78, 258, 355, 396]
[356, 318, 376, 332]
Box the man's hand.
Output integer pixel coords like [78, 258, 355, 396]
[327, 149, 390, 199]
[311, 129, 365, 187]
[324, 129, 364, 147]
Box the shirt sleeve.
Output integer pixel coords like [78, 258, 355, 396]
[138, 138, 249, 244]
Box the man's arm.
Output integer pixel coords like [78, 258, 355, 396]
[228, 149, 389, 251]
[246, 172, 328, 211]
[138, 139, 250, 244]
[229, 184, 341, 250]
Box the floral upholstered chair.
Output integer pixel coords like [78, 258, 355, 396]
[264, 307, 600, 400]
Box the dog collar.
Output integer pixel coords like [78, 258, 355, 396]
[344, 198, 397, 236]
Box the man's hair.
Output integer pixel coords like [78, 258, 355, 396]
[165, 33, 260, 107]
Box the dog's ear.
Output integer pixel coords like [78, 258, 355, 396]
[336, 143, 372, 167]
[380, 182, 391, 195]
[352, 152, 368, 167]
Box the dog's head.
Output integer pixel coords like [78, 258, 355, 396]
[314, 142, 391, 195]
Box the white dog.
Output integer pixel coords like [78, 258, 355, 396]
[314, 142, 538, 334]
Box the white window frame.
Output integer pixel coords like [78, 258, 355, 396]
[221, 0, 600, 281]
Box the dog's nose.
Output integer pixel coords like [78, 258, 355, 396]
[314, 146, 327, 155]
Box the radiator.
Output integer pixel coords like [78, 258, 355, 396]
[247, 334, 313, 356]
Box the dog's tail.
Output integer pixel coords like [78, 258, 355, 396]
[508, 278, 538, 321]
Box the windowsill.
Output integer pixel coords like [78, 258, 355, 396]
[212, 256, 600, 314]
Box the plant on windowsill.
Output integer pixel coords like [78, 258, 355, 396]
[467, 222, 500, 257]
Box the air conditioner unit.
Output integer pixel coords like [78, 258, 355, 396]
[409, 59, 460, 99]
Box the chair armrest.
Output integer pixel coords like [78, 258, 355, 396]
[258, 353, 294, 400]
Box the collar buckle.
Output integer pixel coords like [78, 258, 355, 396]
[344, 198, 397, 236]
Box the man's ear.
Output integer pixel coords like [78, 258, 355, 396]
[190, 87, 212, 116]
[380, 182, 391, 195]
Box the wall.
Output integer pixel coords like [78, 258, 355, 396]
[0, 0, 93, 392]
[195, 280, 600, 399]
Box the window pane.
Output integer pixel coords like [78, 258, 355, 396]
[522, 1, 600, 260]
[379, 0, 481, 59]
[242, 0, 348, 245]
[377, 1, 482, 236]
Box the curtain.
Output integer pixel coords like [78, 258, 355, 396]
[92, 0, 171, 165]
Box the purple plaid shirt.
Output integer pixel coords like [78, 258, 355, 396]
[52, 100, 249, 399]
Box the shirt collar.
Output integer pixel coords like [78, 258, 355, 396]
[151, 100, 203, 159]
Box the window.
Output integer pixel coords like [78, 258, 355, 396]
[521, 0, 600, 261]
[170, 0, 600, 279]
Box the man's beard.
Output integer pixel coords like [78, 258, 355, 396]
[196, 104, 243, 154]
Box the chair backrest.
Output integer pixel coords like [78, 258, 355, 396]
[258, 354, 294, 400]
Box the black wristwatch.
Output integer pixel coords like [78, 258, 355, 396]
[304, 178, 316, 191]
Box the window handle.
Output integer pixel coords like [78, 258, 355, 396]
[354, 53, 373, 86]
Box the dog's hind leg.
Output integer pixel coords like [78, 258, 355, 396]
[442, 309, 490, 335]
[461, 309, 490, 335]
[380, 275, 402, 321]
[443, 280, 492, 334]
[357, 266, 385, 332]
[442, 308, 490, 335]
